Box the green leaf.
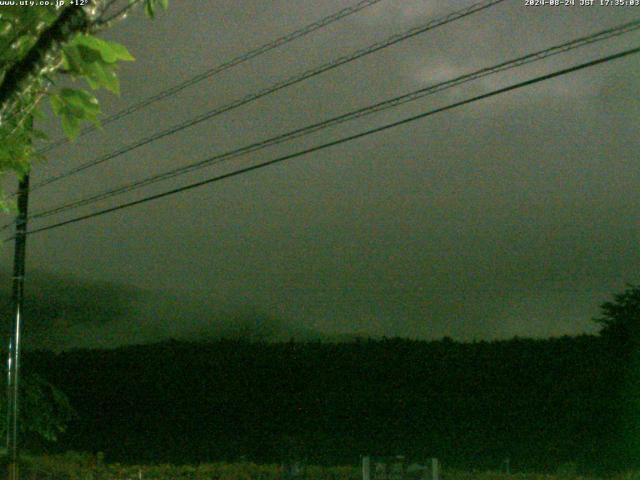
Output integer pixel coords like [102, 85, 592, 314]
[71, 34, 134, 63]
[32, 129, 48, 141]
[0, 133, 31, 176]
[61, 45, 87, 77]
[77, 43, 103, 64]
[144, 0, 169, 18]
[60, 112, 80, 139]
[49, 93, 64, 116]
[62, 37, 130, 94]
[31, 104, 45, 120]
[59, 88, 100, 117]
[84, 60, 120, 94]
[145, 0, 156, 19]
[49, 88, 101, 140]
[0, 196, 16, 215]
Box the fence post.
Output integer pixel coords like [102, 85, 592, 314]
[430, 458, 439, 480]
[362, 456, 371, 480]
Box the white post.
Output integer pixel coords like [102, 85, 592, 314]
[431, 458, 439, 480]
[363, 456, 371, 480]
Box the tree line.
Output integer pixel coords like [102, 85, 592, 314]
[9, 285, 640, 473]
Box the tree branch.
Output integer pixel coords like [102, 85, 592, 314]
[93, 0, 144, 31]
[0, 4, 96, 123]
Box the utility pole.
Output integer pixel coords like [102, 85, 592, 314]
[6, 173, 30, 480]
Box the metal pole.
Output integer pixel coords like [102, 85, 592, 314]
[6, 173, 30, 480]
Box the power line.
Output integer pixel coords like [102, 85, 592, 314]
[37, 0, 387, 155]
[20, 18, 640, 224]
[10, 45, 639, 240]
[30, 0, 506, 192]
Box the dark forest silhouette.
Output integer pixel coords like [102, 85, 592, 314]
[14, 285, 640, 473]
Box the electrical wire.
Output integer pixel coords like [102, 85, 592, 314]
[9, 45, 638, 240]
[30, 0, 506, 191]
[36, 0, 387, 154]
[19, 18, 640, 225]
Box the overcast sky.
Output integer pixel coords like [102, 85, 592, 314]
[2, 0, 639, 349]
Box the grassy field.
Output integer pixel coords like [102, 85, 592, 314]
[10, 453, 636, 480]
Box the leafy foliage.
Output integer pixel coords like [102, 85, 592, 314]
[50, 87, 102, 139]
[61, 33, 135, 98]
[0, 0, 168, 204]
[0, 373, 75, 443]
[0, 0, 167, 448]
[2, 455, 639, 480]
[144, 0, 169, 19]
[9, 455, 640, 480]
[594, 284, 640, 346]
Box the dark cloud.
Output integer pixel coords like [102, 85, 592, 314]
[0, 271, 346, 351]
[0, 270, 142, 350]
[1, 0, 638, 347]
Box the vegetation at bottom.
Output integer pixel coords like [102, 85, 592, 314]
[3, 453, 640, 480]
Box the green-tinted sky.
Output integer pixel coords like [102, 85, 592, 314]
[2, 0, 639, 349]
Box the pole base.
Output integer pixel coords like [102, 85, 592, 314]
[7, 462, 18, 480]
